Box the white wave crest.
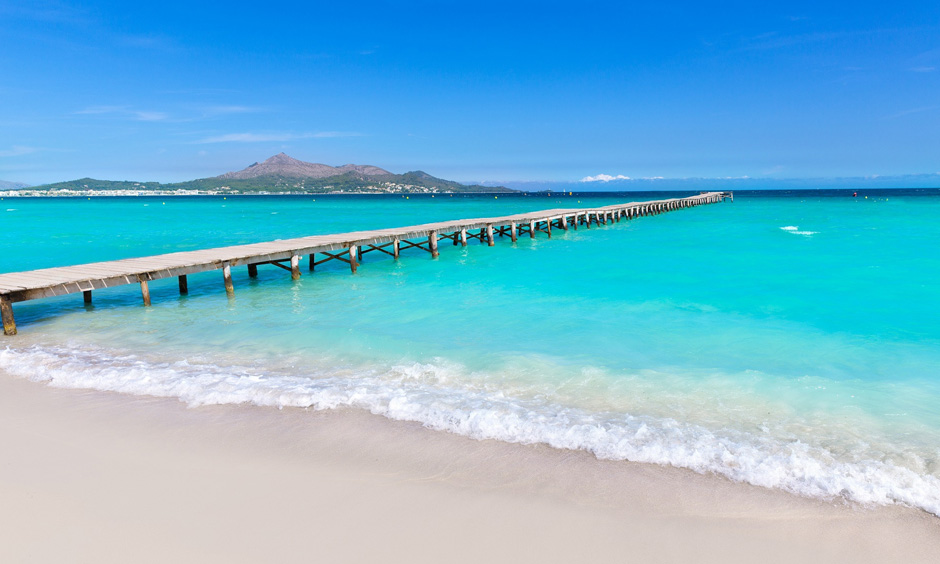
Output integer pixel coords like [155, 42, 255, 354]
[2, 344, 939, 516]
[780, 226, 817, 236]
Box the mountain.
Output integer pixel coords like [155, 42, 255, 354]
[0, 180, 29, 190]
[217, 153, 392, 180]
[29, 155, 516, 194]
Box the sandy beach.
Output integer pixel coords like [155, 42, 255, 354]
[1, 372, 937, 564]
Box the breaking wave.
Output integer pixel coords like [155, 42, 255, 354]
[2, 343, 939, 516]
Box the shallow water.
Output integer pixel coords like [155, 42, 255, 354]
[2, 191, 939, 514]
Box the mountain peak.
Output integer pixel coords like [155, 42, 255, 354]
[264, 152, 297, 164]
[218, 154, 391, 180]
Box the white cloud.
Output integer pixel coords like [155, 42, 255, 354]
[580, 174, 632, 182]
[311, 131, 361, 138]
[75, 105, 126, 115]
[193, 131, 361, 144]
[884, 105, 939, 120]
[75, 106, 169, 121]
[134, 111, 169, 121]
[196, 133, 294, 143]
[203, 105, 259, 115]
[0, 145, 39, 157]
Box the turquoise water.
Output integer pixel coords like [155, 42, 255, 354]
[2, 192, 940, 514]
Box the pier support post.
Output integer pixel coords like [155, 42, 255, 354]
[510, 222, 517, 242]
[530, 220, 536, 238]
[1, 296, 16, 336]
[223, 264, 234, 294]
[561, 216, 568, 230]
[430, 231, 440, 258]
[179, 275, 188, 295]
[546, 220, 552, 238]
[393, 239, 400, 258]
[140, 279, 151, 306]
[349, 246, 358, 273]
[291, 255, 301, 280]
[309, 254, 315, 271]
[83, 290, 92, 304]
[486, 225, 494, 246]
[247, 264, 258, 278]
[459, 229, 467, 247]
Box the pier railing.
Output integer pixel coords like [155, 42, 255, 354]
[0, 192, 731, 335]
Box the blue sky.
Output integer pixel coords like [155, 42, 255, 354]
[1, 0, 939, 187]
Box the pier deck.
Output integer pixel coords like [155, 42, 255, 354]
[0, 192, 730, 335]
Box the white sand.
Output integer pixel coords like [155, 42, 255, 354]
[1, 373, 938, 563]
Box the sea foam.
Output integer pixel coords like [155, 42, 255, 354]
[2, 343, 939, 517]
[780, 225, 817, 236]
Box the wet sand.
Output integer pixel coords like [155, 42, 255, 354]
[1, 373, 938, 563]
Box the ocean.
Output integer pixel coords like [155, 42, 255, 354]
[2, 190, 939, 515]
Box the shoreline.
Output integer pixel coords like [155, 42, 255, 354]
[2, 372, 938, 563]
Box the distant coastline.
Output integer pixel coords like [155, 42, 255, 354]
[3, 187, 939, 198]
[7, 153, 518, 196]
[0, 188, 515, 197]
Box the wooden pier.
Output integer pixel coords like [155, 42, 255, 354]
[0, 192, 730, 335]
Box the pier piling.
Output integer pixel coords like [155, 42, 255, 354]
[291, 255, 301, 280]
[430, 231, 440, 258]
[140, 279, 151, 306]
[1, 296, 16, 335]
[223, 265, 234, 294]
